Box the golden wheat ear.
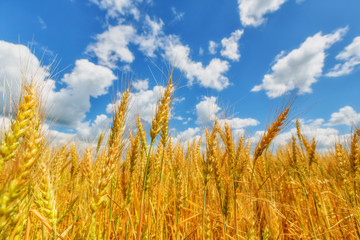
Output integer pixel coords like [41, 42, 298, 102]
[0, 82, 41, 170]
[150, 73, 174, 142]
[0, 81, 44, 237]
[70, 143, 78, 178]
[349, 133, 359, 176]
[253, 104, 292, 162]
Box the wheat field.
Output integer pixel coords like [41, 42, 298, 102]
[0, 75, 359, 240]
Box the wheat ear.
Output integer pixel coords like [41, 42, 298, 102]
[0, 82, 43, 237]
[253, 106, 291, 162]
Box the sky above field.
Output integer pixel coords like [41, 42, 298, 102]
[1, 0, 360, 150]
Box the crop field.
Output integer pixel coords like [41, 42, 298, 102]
[0, 76, 359, 240]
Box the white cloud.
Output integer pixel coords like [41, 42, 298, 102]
[196, 96, 259, 129]
[272, 118, 349, 151]
[0, 41, 51, 114]
[249, 130, 265, 146]
[86, 16, 163, 68]
[90, 0, 136, 18]
[48, 129, 76, 147]
[327, 36, 360, 77]
[61, 59, 115, 97]
[195, 96, 221, 124]
[233, 128, 246, 138]
[327, 106, 360, 126]
[218, 117, 259, 129]
[86, 24, 136, 68]
[173, 116, 191, 125]
[132, 78, 149, 91]
[173, 96, 185, 104]
[106, 85, 165, 125]
[45, 111, 111, 148]
[85, 8, 231, 91]
[220, 29, 244, 61]
[48, 59, 116, 127]
[0, 41, 118, 147]
[135, 15, 164, 57]
[0, 41, 116, 128]
[237, 0, 287, 27]
[174, 127, 201, 143]
[0, 116, 11, 133]
[273, 50, 286, 62]
[252, 27, 348, 98]
[130, 8, 140, 21]
[76, 114, 110, 140]
[209, 41, 218, 55]
[173, 116, 184, 121]
[164, 36, 230, 90]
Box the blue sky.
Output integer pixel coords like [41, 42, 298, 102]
[1, 0, 360, 149]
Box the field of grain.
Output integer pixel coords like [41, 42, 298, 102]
[1, 76, 359, 239]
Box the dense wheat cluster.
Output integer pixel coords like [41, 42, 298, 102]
[1, 76, 360, 240]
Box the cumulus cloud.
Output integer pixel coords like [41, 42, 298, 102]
[48, 59, 116, 127]
[252, 27, 348, 98]
[173, 96, 185, 104]
[85, 14, 230, 92]
[107, 85, 165, 125]
[76, 114, 110, 140]
[135, 15, 164, 57]
[327, 36, 360, 77]
[271, 118, 349, 151]
[42, 111, 112, 148]
[132, 78, 149, 91]
[0, 41, 51, 114]
[85, 8, 233, 91]
[195, 96, 221, 124]
[195, 96, 259, 129]
[61, 59, 115, 97]
[173, 127, 201, 143]
[90, 0, 137, 18]
[327, 106, 360, 126]
[0, 40, 119, 131]
[218, 117, 259, 129]
[85, 14, 164, 68]
[86, 24, 136, 68]
[209, 41, 218, 55]
[237, 0, 287, 27]
[163, 36, 230, 90]
[220, 29, 244, 61]
[173, 116, 184, 121]
[173, 115, 191, 125]
[48, 129, 76, 147]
